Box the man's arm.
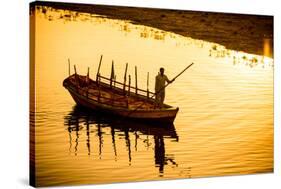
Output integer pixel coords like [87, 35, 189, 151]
[165, 75, 174, 84]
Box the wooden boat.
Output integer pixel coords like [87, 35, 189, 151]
[63, 60, 179, 124]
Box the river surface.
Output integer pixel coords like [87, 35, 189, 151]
[31, 6, 273, 186]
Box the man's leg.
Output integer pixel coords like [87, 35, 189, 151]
[155, 94, 160, 108]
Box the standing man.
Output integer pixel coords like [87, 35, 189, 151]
[155, 67, 174, 108]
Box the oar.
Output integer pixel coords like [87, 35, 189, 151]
[155, 62, 194, 95]
[123, 62, 194, 118]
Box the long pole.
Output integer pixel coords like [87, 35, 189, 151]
[124, 62, 194, 118]
[168, 62, 194, 84]
[153, 62, 194, 96]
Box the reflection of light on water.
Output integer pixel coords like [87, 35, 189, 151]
[209, 44, 273, 69]
[263, 38, 272, 57]
[35, 5, 274, 70]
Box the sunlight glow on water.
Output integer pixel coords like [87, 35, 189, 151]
[32, 6, 273, 186]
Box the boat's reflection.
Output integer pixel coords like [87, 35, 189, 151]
[64, 105, 179, 175]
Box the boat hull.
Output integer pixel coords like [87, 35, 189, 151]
[66, 86, 179, 124]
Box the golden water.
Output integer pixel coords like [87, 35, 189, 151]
[32, 6, 273, 186]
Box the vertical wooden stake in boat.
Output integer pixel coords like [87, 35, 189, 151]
[97, 73, 101, 102]
[135, 66, 138, 94]
[86, 67, 90, 98]
[74, 64, 77, 75]
[128, 75, 131, 96]
[114, 75, 116, 88]
[74, 65, 78, 88]
[68, 58, 71, 76]
[111, 75, 116, 105]
[110, 60, 115, 88]
[86, 67, 90, 84]
[123, 63, 128, 94]
[127, 75, 131, 108]
[96, 55, 103, 83]
[147, 72, 149, 99]
[96, 73, 100, 85]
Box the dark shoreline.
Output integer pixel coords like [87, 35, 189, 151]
[31, 1, 273, 57]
